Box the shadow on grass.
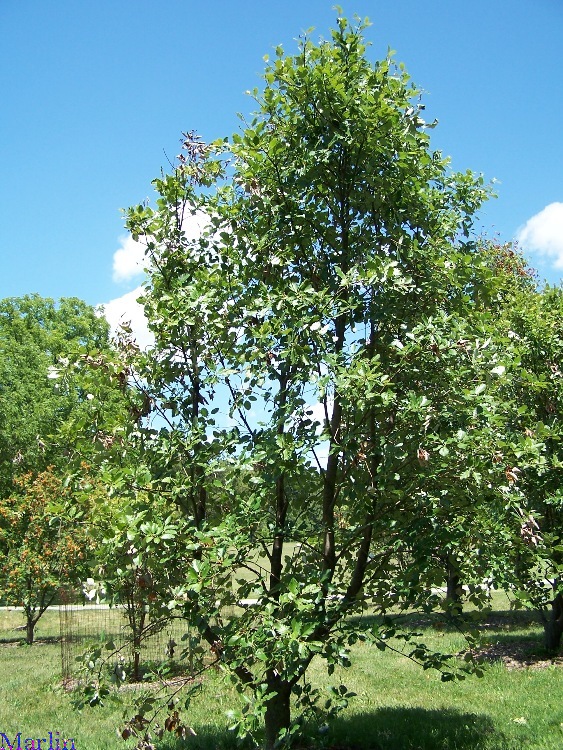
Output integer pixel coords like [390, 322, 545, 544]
[326, 706, 517, 750]
[476, 632, 562, 666]
[480, 631, 540, 647]
[475, 609, 539, 629]
[0, 635, 60, 646]
[349, 607, 541, 636]
[150, 707, 516, 750]
[153, 726, 238, 750]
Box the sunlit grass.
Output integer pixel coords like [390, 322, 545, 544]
[0, 597, 561, 749]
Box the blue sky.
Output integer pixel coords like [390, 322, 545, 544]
[1, 1, 562, 340]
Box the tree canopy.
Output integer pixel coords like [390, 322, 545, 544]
[0, 467, 93, 644]
[0, 294, 125, 642]
[0, 294, 112, 495]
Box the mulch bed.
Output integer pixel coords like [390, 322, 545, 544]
[472, 638, 563, 670]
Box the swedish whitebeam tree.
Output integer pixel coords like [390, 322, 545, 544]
[86, 15, 542, 749]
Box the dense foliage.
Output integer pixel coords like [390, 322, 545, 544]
[0, 294, 112, 494]
[0, 294, 122, 642]
[0, 467, 93, 643]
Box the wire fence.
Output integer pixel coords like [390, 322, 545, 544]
[59, 589, 201, 686]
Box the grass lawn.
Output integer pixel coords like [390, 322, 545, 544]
[0, 599, 561, 750]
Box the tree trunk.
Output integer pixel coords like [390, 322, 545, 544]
[445, 557, 463, 616]
[544, 591, 563, 652]
[25, 617, 35, 645]
[264, 679, 291, 750]
[132, 608, 147, 681]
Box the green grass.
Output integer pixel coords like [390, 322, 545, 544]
[0, 607, 62, 641]
[0, 601, 561, 750]
[317, 630, 562, 750]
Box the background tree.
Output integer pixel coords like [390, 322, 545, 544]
[408, 241, 545, 618]
[491, 277, 563, 651]
[91, 15, 527, 749]
[0, 294, 113, 497]
[0, 466, 93, 644]
[0, 294, 129, 638]
[89, 489, 191, 681]
[424, 240, 563, 652]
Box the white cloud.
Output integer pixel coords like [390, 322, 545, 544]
[516, 202, 563, 268]
[99, 286, 154, 350]
[105, 209, 216, 347]
[111, 209, 212, 284]
[112, 235, 146, 283]
[182, 209, 211, 241]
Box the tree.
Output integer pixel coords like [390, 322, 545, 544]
[411, 241, 544, 618]
[427, 241, 563, 653]
[93, 15, 516, 748]
[490, 277, 563, 651]
[90, 490, 191, 681]
[0, 294, 112, 496]
[0, 294, 128, 639]
[0, 467, 93, 644]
